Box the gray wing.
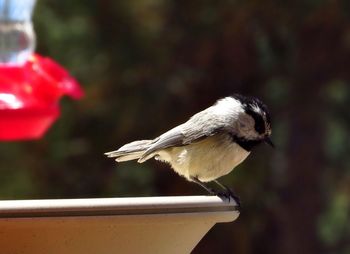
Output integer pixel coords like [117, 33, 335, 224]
[138, 110, 223, 162]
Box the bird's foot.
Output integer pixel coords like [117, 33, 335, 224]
[190, 176, 241, 209]
[215, 189, 241, 209]
[212, 180, 241, 208]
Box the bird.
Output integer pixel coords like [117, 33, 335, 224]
[105, 94, 273, 206]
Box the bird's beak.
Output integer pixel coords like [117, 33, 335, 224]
[264, 137, 275, 148]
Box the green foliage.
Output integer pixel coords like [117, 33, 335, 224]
[319, 193, 350, 247]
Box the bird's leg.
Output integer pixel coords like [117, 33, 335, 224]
[214, 180, 241, 207]
[191, 177, 241, 208]
[190, 176, 216, 195]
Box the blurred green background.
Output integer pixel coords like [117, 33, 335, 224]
[1, 0, 350, 253]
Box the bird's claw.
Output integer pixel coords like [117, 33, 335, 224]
[190, 176, 241, 209]
[216, 190, 241, 209]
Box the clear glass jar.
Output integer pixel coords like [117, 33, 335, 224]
[0, 0, 36, 65]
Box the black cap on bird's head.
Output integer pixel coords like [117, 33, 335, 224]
[232, 94, 274, 149]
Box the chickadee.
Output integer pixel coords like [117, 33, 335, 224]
[105, 94, 273, 206]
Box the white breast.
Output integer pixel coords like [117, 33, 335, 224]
[157, 134, 250, 182]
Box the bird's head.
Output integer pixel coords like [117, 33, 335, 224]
[231, 94, 273, 150]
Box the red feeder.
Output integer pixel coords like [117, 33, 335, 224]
[0, 54, 83, 140]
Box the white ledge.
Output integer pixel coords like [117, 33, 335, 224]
[0, 195, 239, 218]
[0, 196, 239, 254]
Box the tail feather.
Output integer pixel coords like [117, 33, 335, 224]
[105, 140, 153, 162]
